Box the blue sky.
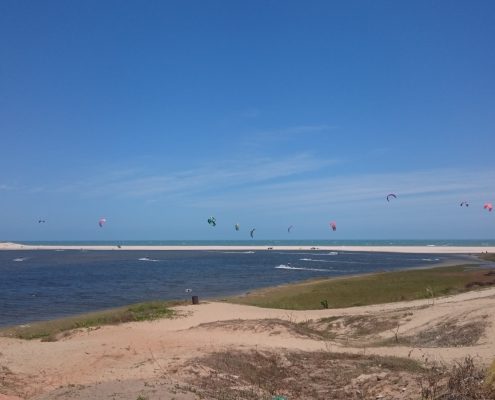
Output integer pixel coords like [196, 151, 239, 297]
[1, 1, 494, 240]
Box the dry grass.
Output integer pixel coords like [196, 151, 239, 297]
[486, 360, 495, 388]
[184, 349, 424, 400]
[195, 318, 337, 340]
[420, 357, 495, 399]
[385, 315, 489, 348]
[196, 311, 415, 346]
[180, 351, 495, 400]
[321, 312, 410, 337]
[0, 365, 26, 397]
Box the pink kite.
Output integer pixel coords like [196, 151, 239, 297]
[484, 203, 493, 212]
[329, 221, 337, 231]
[98, 218, 107, 227]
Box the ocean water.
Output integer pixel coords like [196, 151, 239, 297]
[0, 250, 484, 327]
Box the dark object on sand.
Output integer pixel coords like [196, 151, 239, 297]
[320, 299, 329, 309]
[192, 295, 199, 305]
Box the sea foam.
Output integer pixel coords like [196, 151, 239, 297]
[275, 264, 328, 272]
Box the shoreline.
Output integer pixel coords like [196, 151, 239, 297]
[1, 258, 488, 329]
[1, 241, 494, 253]
[2, 263, 495, 399]
[3, 286, 495, 399]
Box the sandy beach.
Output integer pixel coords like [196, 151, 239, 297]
[1, 286, 495, 399]
[1, 241, 494, 254]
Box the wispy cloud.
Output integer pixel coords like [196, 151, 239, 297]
[270, 125, 335, 135]
[252, 124, 336, 138]
[0, 183, 21, 192]
[239, 108, 261, 118]
[240, 124, 337, 148]
[16, 154, 494, 220]
[185, 168, 495, 212]
[53, 153, 336, 200]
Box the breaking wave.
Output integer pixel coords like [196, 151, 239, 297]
[221, 251, 255, 254]
[273, 251, 338, 256]
[275, 264, 328, 272]
[299, 258, 365, 265]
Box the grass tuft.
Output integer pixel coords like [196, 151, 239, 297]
[383, 317, 488, 348]
[0, 300, 178, 341]
[420, 356, 495, 399]
[478, 253, 495, 262]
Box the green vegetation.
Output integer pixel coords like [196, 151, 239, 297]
[229, 265, 495, 310]
[479, 252, 495, 262]
[0, 300, 178, 341]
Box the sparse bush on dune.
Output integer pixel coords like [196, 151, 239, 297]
[485, 359, 495, 390]
[182, 351, 495, 400]
[420, 357, 495, 400]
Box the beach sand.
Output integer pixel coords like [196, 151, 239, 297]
[1, 241, 494, 253]
[1, 286, 495, 399]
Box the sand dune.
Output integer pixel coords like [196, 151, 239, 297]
[1, 287, 495, 399]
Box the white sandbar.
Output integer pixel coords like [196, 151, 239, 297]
[0, 242, 493, 253]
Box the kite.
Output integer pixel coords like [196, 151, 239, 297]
[250, 228, 256, 238]
[98, 218, 107, 228]
[329, 221, 337, 231]
[386, 193, 397, 202]
[207, 217, 217, 227]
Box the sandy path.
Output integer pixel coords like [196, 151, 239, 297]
[1, 287, 495, 399]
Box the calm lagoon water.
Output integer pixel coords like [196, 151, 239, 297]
[0, 249, 480, 327]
